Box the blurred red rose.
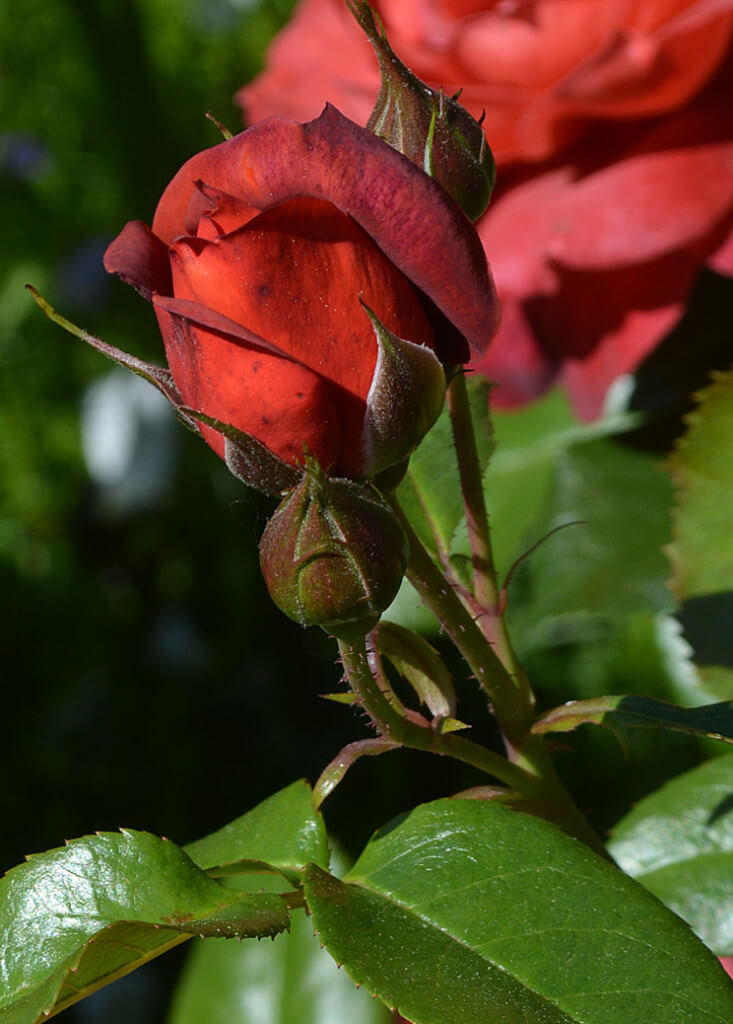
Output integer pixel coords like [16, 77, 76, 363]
[104, 107, 498, 480]
[239, 0, 733, 418]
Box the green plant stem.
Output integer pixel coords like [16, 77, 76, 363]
[447, 371, 534, 714]
[338, 636, 608, 855]
[387, 497, 608, 855]
[338, 637, 534, 793]
[389, 495, 532, 740]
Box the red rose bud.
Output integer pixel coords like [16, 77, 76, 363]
[102, 106, 499, 490]
[347, 1, 495, 221]
[259, 460, 408, 640]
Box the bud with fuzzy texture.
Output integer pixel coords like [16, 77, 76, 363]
[259, 459, 408, 641]
[347, 1, 495, 221]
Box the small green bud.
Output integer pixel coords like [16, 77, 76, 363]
[259, 459, 408, 641]
[347, 1, 495, 220]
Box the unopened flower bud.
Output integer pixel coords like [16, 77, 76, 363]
[347, 1, 495, 221]
[259, 460, 408, 640]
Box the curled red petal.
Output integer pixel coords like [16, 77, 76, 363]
[152, 105, 499, 356]
[103, 220, 172, 300]
[152, 297, 344, 472]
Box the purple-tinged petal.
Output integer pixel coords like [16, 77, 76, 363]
[103, 220, 172, 301]
[152, 105, 499, 355]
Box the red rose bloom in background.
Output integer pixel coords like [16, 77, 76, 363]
[240, 0, 733, 418]
[104, 107, 498, 481]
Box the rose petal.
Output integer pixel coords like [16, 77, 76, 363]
[471, 299, 556, 408]
[152, 105, 499, 357]
[191, 183, 261, 240]
[103, 220, 172, 300]
[168, 196, 435, 477]
[152, 297, 343, 472]
[547, 138, 733, 270]
[237, 0, 378, 128]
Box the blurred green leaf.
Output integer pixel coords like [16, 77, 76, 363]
[609, 753, 733, 954]
[184, 780, 328, 884]
[512, 438, 673, 624]
[668, 370, 733, 599]
[668, 370, 733, 697]
[533, 694, 733, 745]
[305, 799, 733, 1023]
[0, 830, 289, 1024]
[397, 377, 492, 558]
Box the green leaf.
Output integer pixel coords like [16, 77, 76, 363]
[305, 799, 733, 1024]
[0, 830, 289, 1024]
[459, 389, 638, 579]
[609, 753, 733, 955]
[169, 880, 391, 1024]
[510, 437, 673, 622]
[668, 370, 733, 599]
[184, 780, 329, 884]
[667, 371, 733, 695]
[532, 695, 733, 744]
[397, 377, 492, 558]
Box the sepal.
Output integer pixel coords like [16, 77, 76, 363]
[376, 620, 457, 721]
[26, 285, 196, 429]
[181, 408, 302, 495]
[361, 301, 446, 477]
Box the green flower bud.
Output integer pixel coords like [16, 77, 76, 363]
[259, 459, 408, 641]
[347, 1, 495, 221]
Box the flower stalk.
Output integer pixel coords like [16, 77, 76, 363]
[446, 371, 536, 718]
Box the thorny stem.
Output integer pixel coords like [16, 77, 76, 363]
[446, 371, 534, 717]
[388, 495, 533, 741]
[338, 635, 609, 856]
[386, 468, 608, 855]
[337, 636, 535, 793]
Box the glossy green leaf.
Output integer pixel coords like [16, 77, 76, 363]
[0, 830, 289, 1024]
[184, 780, 328, 883]
[667, 371, 733, 695]
[305, 799, 733, 1023]
[398, 377, 492, 558]
[532, 695, 733, 744]
[609, 753, 733, 955]
[169, 880, 391, 1024]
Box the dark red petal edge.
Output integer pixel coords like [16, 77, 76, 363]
[103, 220, 172, 300]
[152, 106, 499, 356]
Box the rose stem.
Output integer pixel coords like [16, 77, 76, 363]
[388, 496, 607, 853]
[337, 636, 535, 793]
[388, 494, 531, 740]
[446, 370, 534, 715]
